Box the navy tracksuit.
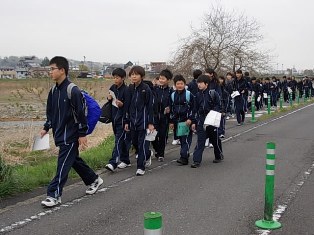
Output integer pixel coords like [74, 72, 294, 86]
[107, 83, 131, 168]
[43, 78, 97, 198]
[193, 88, 222, 163]
[170, 89, 195, 160]
[270, 81, 278, 107]
[232, 77, 248, 124]
[218, 86, 229, 136]
[152, 85, 172, 158]
[251, 82, 262, 111]
[127, 81, 154, 171]
[187, 79, 199, 97]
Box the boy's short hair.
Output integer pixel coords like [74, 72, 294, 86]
[197, 75, 209, 84]
[173, 74, 186, 85]
[226, 72, 233, 77]
[244, 71, 250, 76]
[159, 69, 173, 80]
[251, 76, 257, 81]
[236, 69, 242, 74]
[193, 69, 202, 80]
[129, 66, 145, 78]
[49, 56, 69, 76]
[112, 68, 126, 78]
[265, 77, 270, 81]
[205, 68, 215, 74]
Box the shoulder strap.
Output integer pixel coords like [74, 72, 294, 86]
[67, 83, 77, 99]
[209, 89, 215, 101]
[171, 92, 175, 102]
[185, 90, 190, 102]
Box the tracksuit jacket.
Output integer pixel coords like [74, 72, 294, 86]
[44, 78, 87, 146]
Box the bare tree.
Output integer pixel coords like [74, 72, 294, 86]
[171, 4, 271, 76]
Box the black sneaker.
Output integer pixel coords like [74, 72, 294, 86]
[176, 157, 188, 165]
[213, 159, 222, 163]
[191, 162, 201, 168]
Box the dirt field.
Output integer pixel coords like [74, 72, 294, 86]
[0, 78, 114, 164]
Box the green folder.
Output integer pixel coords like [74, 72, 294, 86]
[177, 122, 190, 136]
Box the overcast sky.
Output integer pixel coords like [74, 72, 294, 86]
[1, 0, 313, 70]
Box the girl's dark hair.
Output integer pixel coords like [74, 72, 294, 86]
[173, 74, 186, 84]
[226, 72, 234, 77]
[112, 68, 126, 78]
[197, 75, 209, 84]
[49, 56, 69, 76]
[159, 69, 173, 80]
[129, 66, 145, 78]
[193, 69, 202, 80]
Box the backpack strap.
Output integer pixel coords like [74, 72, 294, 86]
[67, 83, 77, 99]
[186, 90, 191, 102]
[171, 92, 175, 102]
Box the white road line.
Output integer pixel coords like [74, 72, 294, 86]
[1, 103, 314, 234]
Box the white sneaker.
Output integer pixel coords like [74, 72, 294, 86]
[145, 150, 153, 167]
[226, 116, 230, 120]
[135, 154, 138, 159]
[105, 163, 115, 172]
[172, 139, 180, 145]
[205, 138, 209, 147]
[41, 196, 61, 207]
[86, 176, 103, 195]
[136, 169, 145, 176]
[219, 134, 225, 138]
[209, 143, 214, 148]
[117, 162, 131, 169]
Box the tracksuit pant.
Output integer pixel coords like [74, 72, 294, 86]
[193, 117, 223, 163]
[218, 115, 226, 136]
[47, 141, 98, 198]
[131, 129, 151, 171]
[152, 118, 169, 158]
[234, 95, 245, 124]
[175, 122, 192, 160]
[108, 127, 131, 168]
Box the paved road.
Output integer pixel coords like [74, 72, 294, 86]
[1, 103, 314, 235]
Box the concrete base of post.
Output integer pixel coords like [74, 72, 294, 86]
[255, 219, 281, 230]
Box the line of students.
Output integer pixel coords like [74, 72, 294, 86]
[105, 66, 226, 176]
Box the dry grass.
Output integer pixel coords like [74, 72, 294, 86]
[0, 78, 115, 165]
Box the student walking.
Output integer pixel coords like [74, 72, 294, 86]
[125, 66, 155, 176]
[191, 75, 223, 168]
[40, 56, 103, 207]
[169, 75, 195, 165]
[152, 69, 173, 162]
[105, 68, 131, 172]
[232, 70, 248, 125]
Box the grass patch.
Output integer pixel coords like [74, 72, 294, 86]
[255, 98, 314, 122]
[0, 136, 114, 199]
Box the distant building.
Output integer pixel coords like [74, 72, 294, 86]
[150, 62, 167, 73]
[0, 67, 16, 79]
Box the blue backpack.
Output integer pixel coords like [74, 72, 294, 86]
[171, 90, 191, 103]
[67, 83, 101, 135]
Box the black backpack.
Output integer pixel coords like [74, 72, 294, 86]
[99, 101, 112, 124]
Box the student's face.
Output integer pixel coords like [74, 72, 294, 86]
[130, 72, 142, 84]
[113, 75, 124, 86]
[49, 63, 65, 82]
[219, 78, 224, 84]
[175, 81, 186, 91]
[197, 82, 207, 90]
[158, 76, 168, 86]
[236, 73, 242, 79]
[226, 75, 232, 80]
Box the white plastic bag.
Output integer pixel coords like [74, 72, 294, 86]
[231, 91, 240, 98]
[204, 110, 221, 128]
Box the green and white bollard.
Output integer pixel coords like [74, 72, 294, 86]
[267, 95, 271, 114]
[144, 212, 163, 235]
[279, 93, 283, 109]
[251, 95, 256, 123]
[255, 142, 282, 230]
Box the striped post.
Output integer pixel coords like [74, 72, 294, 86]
[267, 95, 271, 114]
[297, 91, 300, 104]
[251, 95, 256, 122]
[255, 142, 282, 230]
[144, 212, 163, 235]
[279, 93, 283, 109]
